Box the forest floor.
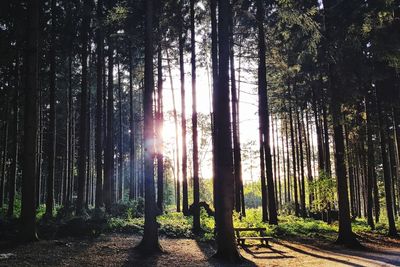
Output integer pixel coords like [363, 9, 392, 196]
[0, 232, 399, 266]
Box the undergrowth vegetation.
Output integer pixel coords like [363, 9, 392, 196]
[1, 202, 398, 242]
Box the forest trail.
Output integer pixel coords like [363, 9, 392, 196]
[0, 233, 399, 266]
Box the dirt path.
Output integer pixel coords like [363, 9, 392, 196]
[0, 234, 399, 266]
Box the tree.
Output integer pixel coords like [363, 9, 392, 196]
[365, 91, 375, 229]
[190, 0, 201, 233]
[256, 0, 277, 225]
[76, 0, 91, 215]
[229, 1, 245, 216]
[21, 0, 39, 241]
[137, 0, 161, 254]
[212, 0, 241, 262]
[179, 0, 189, 215]
[104, 1, 115, 211]
[156, 0, 164, 212]
[377, 89, 398, 237]
[45, 0, 57, 218]
[7, 59, 19, 218]
[95, 0, 104, 210]
[129, 45, 136, 200]
[321, 0, 360, 247]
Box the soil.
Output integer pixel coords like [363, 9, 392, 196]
[0, 233, 399, 266]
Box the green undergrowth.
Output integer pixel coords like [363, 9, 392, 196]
[2, 203, 399, 242]
[104, 207, 400, 242]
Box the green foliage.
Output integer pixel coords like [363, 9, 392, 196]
[243, 182, 262, 209]
[158, 212, 193, 238]
[309, 171, 336, 212]
[109, 198, 144, 219]
[106, 5, 129, 26]
[200, 207, 215, 241]
[275, 215, 336, 240]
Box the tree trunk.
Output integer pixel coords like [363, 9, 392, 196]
[344, 125, 356, 218]
[156, 39, 164, 212]
[331, 100, 359, 244]
[210, 0, 218, 221]
[45, 0, 57, 218]
[229, 2, 244, 216]
[322, 102, 331, 176]
[36, 88, 44, 208]
[76, 0, 90, 215]
[179, 0, 189, 215]
[104, 38, 115, 211]
[312, 88, 325, 172]
[259, 123, 268, 221]
[166, 49, 180, 211]
[289, 99, 299, 216]
[365, 93, 375, 228]
[86, 80, 92, 208]
[190, 0, 200, 233]
[213, 0, 241, 261]
[66, 34, 74, 208]
[0, 101, 9, 208]
[7, 63, 19, 217]
[95, 0, 104, 210]
[297, 108, 306, 217]
[117, 56, 123, 202]
[281, 118, 288, 205]
[305, 110, 314, 210]
[137, 0, 161, 253]
[377, 91, 397, 236]
[388, 128, 398, 217]
[285, 118, 291, 205]
[256, 0, 277, 225]
[21, 0, 39, 241]
[128, 46, 135, 200]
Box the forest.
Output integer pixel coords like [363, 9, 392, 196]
[0, 0, 400, 266]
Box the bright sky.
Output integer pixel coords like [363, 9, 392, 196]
[161, 51, 262, 182]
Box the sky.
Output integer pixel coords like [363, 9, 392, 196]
[160, 51, 263, 182]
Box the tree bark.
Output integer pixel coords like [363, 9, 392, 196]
[21, 0, 39, 241]
[45, 0, 57, 217]
[376, 90, 397, 236]
[210, 0, 219, 219]
[289, 98, 299, 216]
[137, 0, 161, 253]
[117, 55, 123, 202]
[179, 0, 189, 215]
[212, 0, 241, 262]
[322, 102, 331, 175]
[365, 93, 375, 228]
[104, 38, 115, 211]
[297, 108, 306, 217]
[7, 62, 19, 217]
[128, 46, 136, 200]
[229, 1, 244, 216]
[156, 38, 164, 212]
[0, 101, 8, 208]
[76, 0, 91, 215]
[95, 0, 104, 210]
[256, 0, 277, 225]
[285, 117, 291, 205]
[190, 0, 200, 233]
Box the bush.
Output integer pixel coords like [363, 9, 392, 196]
[158, 212, 193, 238]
